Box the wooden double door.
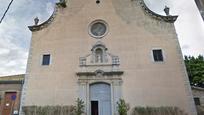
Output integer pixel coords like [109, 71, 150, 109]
[1, 92, 17, 115]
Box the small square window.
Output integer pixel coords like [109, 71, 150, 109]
[42, 54, 50, 65]
[194, 97, 201, 105]
[152, 49, 163, 62]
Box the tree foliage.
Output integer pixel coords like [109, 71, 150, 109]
[117, 99, 130, 115]
[75, 98, 85, 115]
[184, 55, 204, 87]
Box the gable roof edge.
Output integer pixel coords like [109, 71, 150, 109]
[139, 0, 178, 23]
[28, 1, 66, 32]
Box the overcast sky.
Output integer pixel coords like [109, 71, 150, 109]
[0, 0, 203, 76]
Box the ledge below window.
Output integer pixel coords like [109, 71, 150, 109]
[76, 71, 124, 76]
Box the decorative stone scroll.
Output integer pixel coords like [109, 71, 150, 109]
[28, 1, 67, 32]
[138, 0, 178, 23]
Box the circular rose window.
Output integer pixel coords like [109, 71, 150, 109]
[89, 20, 108, 38]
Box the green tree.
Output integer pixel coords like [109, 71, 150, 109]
[184, 55, 204, 87]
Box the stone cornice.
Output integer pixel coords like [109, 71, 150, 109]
[28, 1, 66, 32]
[139, 0, 178, 23]
[192, 86, 204, 91]
[76, 71, 124, 76]
[0, 74, 24, 84]
[0, 80, 24, 84]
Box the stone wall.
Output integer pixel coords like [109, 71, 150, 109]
[192, 86, 204, 106]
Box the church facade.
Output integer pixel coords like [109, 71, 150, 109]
[20, 0, 197, 115]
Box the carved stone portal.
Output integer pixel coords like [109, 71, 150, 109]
[77, 41, 123, 115]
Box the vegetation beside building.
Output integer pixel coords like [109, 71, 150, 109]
[22, 98, 85, 115]
[22, 106, 76, 115]
[132, 106, 187, 115]
[184, 55, 204, 115]
[184, 55, 204, 88]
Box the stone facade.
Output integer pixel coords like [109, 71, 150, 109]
[21, 0, 197, 115]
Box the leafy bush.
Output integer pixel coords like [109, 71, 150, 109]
[117, 99, 130, 115]
[22, 105, 76, 115]
[22, 98, 85, 115]
[132, 106, 187, 115]
[75, 98, 85, 115]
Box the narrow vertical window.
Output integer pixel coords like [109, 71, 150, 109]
[42, 54, 50, 65]
[152, 49, 163, 62]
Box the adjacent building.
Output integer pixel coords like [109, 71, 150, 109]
[0, 74, 24, 115]
[192, 86, 204, 106]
